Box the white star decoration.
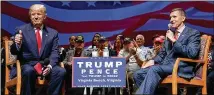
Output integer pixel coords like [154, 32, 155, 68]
[86, 1, 96, 7]
[113, 1, 121, 6]
[62, 1, 71, 7]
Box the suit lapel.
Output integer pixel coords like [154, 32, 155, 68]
[27, 25, 39, 56]
[170, 27, 189, 54]
[176, 26, 189, 42]
[39, 26, 48, 56]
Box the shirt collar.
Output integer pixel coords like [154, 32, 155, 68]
[177, 24, 185, 33]
[34, 25, 44, 30]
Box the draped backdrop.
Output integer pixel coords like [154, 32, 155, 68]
[1, 1, 214, 47]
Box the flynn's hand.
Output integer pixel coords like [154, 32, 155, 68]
[15, 30, 23, 46]
[43, 67, 51, 76]
[166, 30, 176, 43]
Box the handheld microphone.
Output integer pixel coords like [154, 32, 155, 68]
[168, 23, 172, 30]
[40, 58, 50, 80]
[166, 23, 172, 40]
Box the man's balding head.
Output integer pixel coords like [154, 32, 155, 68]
[136, 34, 145, 47]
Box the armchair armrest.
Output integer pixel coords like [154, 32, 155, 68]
[178, 58, 204, 64]
[172, 58, 203, 75]
[171, 58, 204, 81]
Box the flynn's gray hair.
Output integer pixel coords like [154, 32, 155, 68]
[170, 8, 186, 17]
[29, 4, 47, 15]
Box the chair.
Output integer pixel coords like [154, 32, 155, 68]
[4, 40, 65, 95]
[160, 35, 212, 94]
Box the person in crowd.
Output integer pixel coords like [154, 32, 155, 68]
[87, 36, 117, 95]
[59, 36, 76, 62]
[134, 34, 150, 61]
[62, 35, 86, 95]
[145, 35, 165, 62]
[113, 34, 124, 55]
[97, 36, 117, 57]
[207, 38, 214, 95]
[94, 33, 101, 38]
[87, 36, 100, 50]
[68, 36, 76, 50]
[134, 8, 201, 95]
[118, 37, 147, 94]
[10, 4, 66, 95]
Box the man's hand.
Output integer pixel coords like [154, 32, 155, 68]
[166, 30, 176, 43]
[15, 30, 23, 45]
[98, 50, 103, 56]
[15, 30, 23, 48]
[141, 60, 155, 68]
[132, 39, 139, 48]
[154, 45, 161, 54]
[43, 67, 51, 76]
[129, 47, 137, 55]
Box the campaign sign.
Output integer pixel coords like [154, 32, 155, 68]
[72, 57, 126, 87]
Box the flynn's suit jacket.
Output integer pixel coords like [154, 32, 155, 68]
[11, 23, 59, 67]
[154, 26, 201, 79]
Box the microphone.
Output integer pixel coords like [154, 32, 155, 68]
[40, 58, 50, 66]
[166, 23, 172, 40]
[40, 58, 50, 80]
[167, 23, 176, 40]
[168, 23, 172, 30]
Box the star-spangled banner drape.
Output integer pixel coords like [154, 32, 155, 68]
[1, 1, 214, 47]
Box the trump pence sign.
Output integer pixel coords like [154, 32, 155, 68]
[72, 57, 126, 87]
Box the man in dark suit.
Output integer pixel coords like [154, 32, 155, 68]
[10, 4, 66, 95]
[133, 8, 201, 94]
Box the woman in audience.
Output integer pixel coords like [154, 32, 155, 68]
[113, 35, 124, 55]
[87, 35, 100, 50]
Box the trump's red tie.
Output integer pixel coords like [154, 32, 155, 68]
[36, 28, 42, 54]
[34, 28, 42, 75]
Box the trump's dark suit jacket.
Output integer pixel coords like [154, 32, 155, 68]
[11, 23, 59, 67]
[154, 26, 201, 79]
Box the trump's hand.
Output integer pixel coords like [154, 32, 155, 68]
[43, 67, 51, 76]
[15, 30, 23, 46]
[166, 30, 176, 43]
